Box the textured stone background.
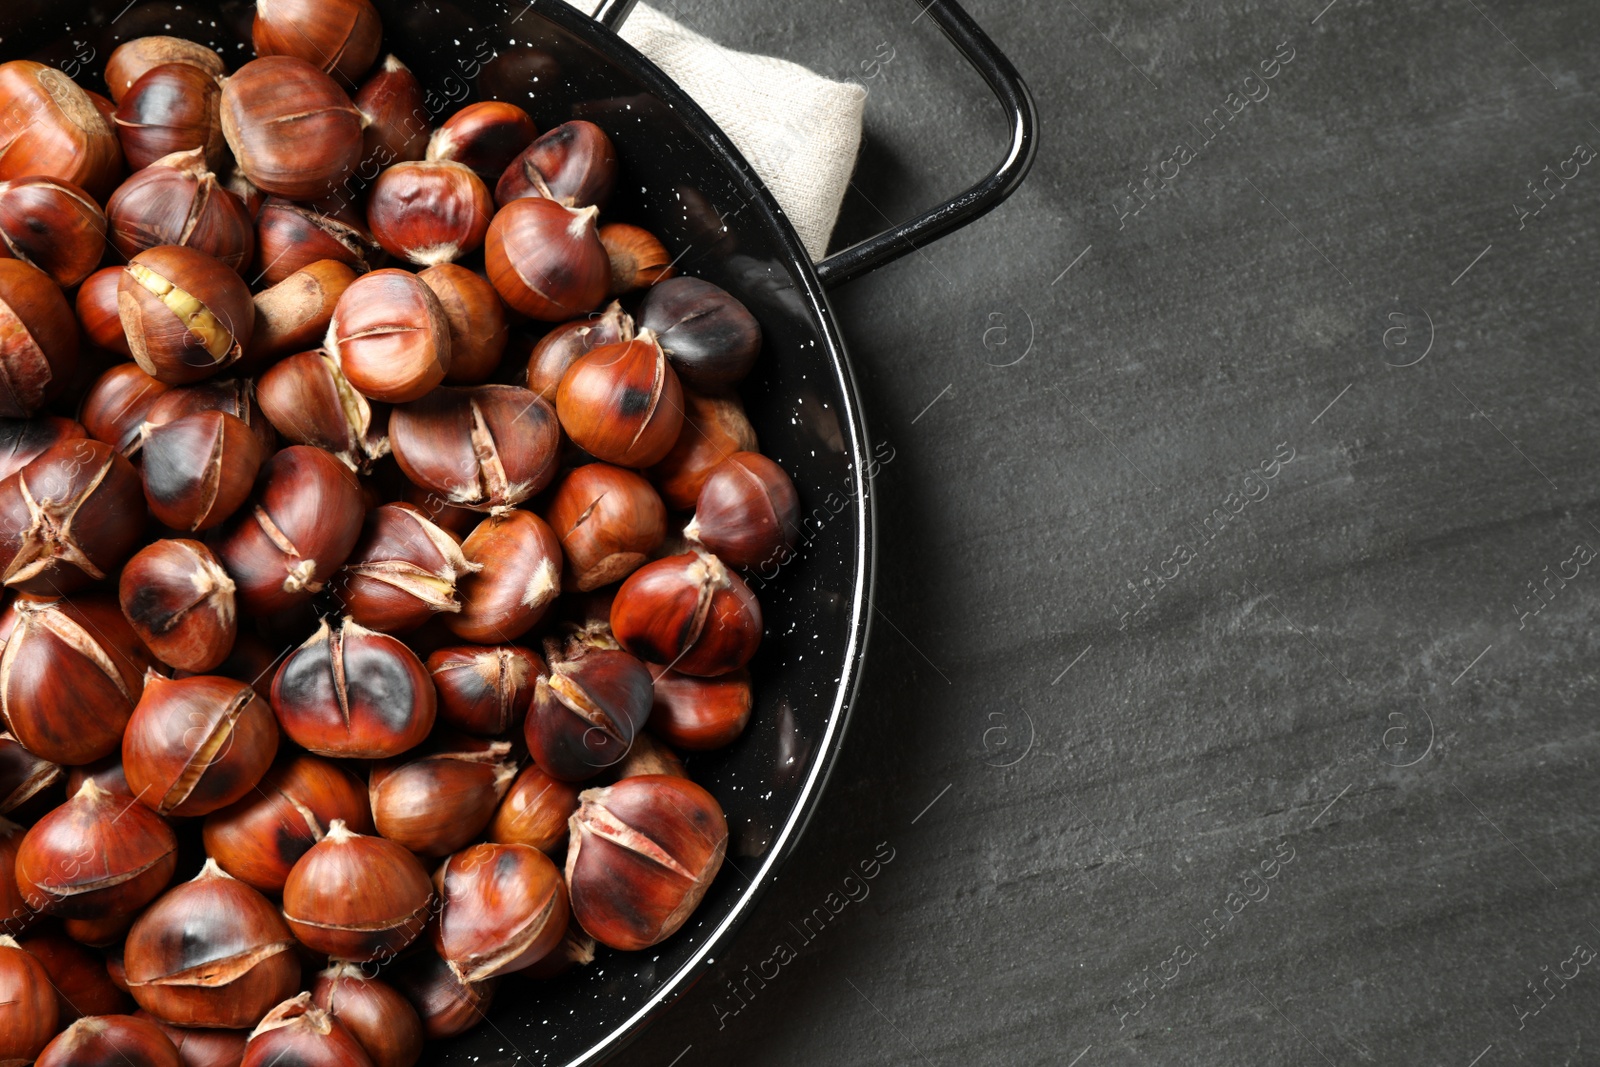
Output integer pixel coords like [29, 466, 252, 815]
[613, 0, 1600, 1064]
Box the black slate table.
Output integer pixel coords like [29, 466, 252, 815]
[613, 0, 1600, 1064]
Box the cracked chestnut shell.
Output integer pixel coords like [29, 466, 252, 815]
[0, 732, 60, 815]
[221, 57, 364, 200]
[80, 364, 170, 456]
[113, 63, 228, 172]
[0, 61, 122, 199]
[0, 258, 77, 417]
[427, 101, 537, 184]
[445, 510, 561, 644]
[253, 198, 379, 287]
[252, 0, 383, 85]
[122, 673, 279, 818]
[547, 463, 667, 592]
[15, 779, 177, 919]
[525, 299, 633, 403]
[427, 644, 543, 736]
[493, 120, 616, 209]
[388, 385, 560, 512]
[125, 859, 300, 1029]
[334, 502, 478, 633]
[555, 331, 684, 468]
[327, 269, 451, 403]
[255, 349, 387, 471]
[202, 752, 372, 894]
[35, 1015, 180, 1067]
[270, 616, 435, 758]
[144, 378, 276, 456]
[367, 161, 493, 267]
[0, 437, 143, 594]
[488, 762, 579, 854]
[610, 550, 763, 677]
[282, 820, 433, 962]
[566, 774, 727, 951]
[370, 735, 516, 857]
[140, 411, 265, 532]
[119, 539, 237, 673]
[0, 176, 106, 288]
[684, 451, 799, 570]
[485, 198, 607, 321]
[119, 245, 255, 385]
[217, 445, 364, 614]
[432, 842, 567, 983]
[0, 597, 153, 765]
[106, 150, 255, 271]
[649, 388, 758, 511]
[637, 276, 761, 389]
[525, 644, 652, 782]
[0, 933, 58, 1063]
[311, 963, 424, 1067]
[242, 993, 375, 1067]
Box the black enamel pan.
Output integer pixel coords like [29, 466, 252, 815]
[0, 0, 1036, 1060]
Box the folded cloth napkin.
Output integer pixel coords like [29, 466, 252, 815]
[562, 1, 867, 261]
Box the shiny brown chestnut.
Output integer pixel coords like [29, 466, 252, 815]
[244, 260, 357, 368]
[140, 411, 264, 532]
[488, 762, 579, 854]
[125, 860, 300, 1029]
[255, 350, 386, 470]
[120, 245, 256, 385]
[123, 673, 279, 818]
[555, 331, 684, 468]
[518, 917, 596, 980]
[366, 161, 492, 267]
[144, 378, 276, 455]
[0, 438, 144, 595]
[649, 666, 752, 750]
[252, 0, 383, 85]
[419, 264, 507, 385]
[388, 385, 560, 512]
[389, 951, 494, 1040]
[326, 269, 451, 403]
[369, 736, 515, 857]
[526, 644, 653, 782]
[484, 198, 608, 321]
[566, 775, 727, 951]
[20, 930, 133, 1022]
[15, 780, 177, 919]
[598, 223, 675, 296]
[637, 276, 762, 389]
[114, 64, 227, 172]
[0, 61, 122, 199]
[0, 818, 28, 935]
[427, 644, 543, 736]
[0, 415, 86, 482]
[220, 57, 364, 200]
[0, 596, 153, 765]
[547, 463, 667, 591]
[65, 912, 137, 948]
[311, 964, 423, 1067]
[0, 934, 60, 1063]
[0, 258, 78, 417]
[78, 268, 135, 357]
[354, 56, 428, 173]
[649, 388, 759, 511]
[217, 445, 364, 614]
[335, 503, 478, 632]
[0, 732, 60, 814]
[119, 540, 237, 673]
[106, 37, 227, 103]
[614, 731, 687, 780]
[63, 757, 133, 801]
[253, 199, 379, 287]
[493, 120, 616, 209]
[271, 616, 436, 758]
[202, 753, 372, 893]
[611, 550, 763, 677]
[80, 363, 168, 455]
[106, 150, 255, 271]
[36, 1015, 181, 1067]
[282, 820, 433, 962]
[242, 994, 375, 1067]
[685, 451, 800, 570]
[427, 102, 536, 184]
[432, 843, 567, 982]
[525, 299, 633, 403]
[0, 176, 106, 288]
[445, 510, 562, 644]
[140, 1016, 249, 1067]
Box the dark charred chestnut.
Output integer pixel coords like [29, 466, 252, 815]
[432, 843, 566, 982]
[0, 732, 60, 814]
[105, 38, 227, 104]
[270, 616, 435, 758]
[547, 463, 667, 591]
[114, 64, 227, 172]
[555, 331, 684, 468]
[80, 364, 169, 455]
[221, 58, 364, 200]
[427, 102, 536, 184]
[0, 176, 106, 288]
[598, 223, 675, 296]
[649, 666, 752, 750]
[311, 964, 423, 1067]
[637, 276, 762, 389]
[253, 199, 379, 287]
[389, 950, 494, 1040]
[488, 762, 578, 854]
[334, 502, 477, 632]
[0, 61, 122, 199]
[369, 735, 515, 856]
[140, 411, 265, 532]
[282, 820, 433, 962]
[119, 539, 237, 673]
[445, 510, 562, 644]
[366, 161, 492, 267]
[526, 644, 652, 782]
[106, 151, 255, 271]
[0, 258, 78, 417]
[684, 451, 799, 570]
[19, 929, 133, 1022]
[493, 120, 616, 209]
[16, 779, 177, 919]
[0, 415, 86, 482]
[419, 264, 506, 385]
[484, 198, 607, 321]
[427, 644, 543, 736]
[242, 993, 375, 1067]
[0, 934, 60, 1062]
[120, 245, 255, 385]
[524, 299, 633, 403]
[36, 1015, 181, 1067]
[245, 259, 357, 368]
[388, 385, 560, 512]
[0, 438, 143, 595]
[354, 56, 428, 173]
[611, 550, 763, 677]
[78, 268, 135, 357]
[252, 0, 383, 86]
[123, 673, 278, 818]
[326, 269, 451, 403]
[649, 388, 758, 511]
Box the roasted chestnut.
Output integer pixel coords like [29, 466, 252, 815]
[140, 1016, 249, 1067]
[334, 502, 477, 632]
[0, 258, 78, 417]
[0, 437, 143, 594]
[80, 364, 169, 455]
[566, 774, 727, 950]
[614, 731, 686, 779]
[282, 820, 433, 961]
[64, 757, 133, 801]
[547, 463, 667, 591]
[120, 245, 256, 385]
[484, 197, 608, 321]
[123, 673, 279, 818]
[555, 331, 684, 468]
[19, 929, 133, 1022]
[389, 950, 494, 1040]
[125, 859, 300, 1029]
[114, 64, 227, 172]
[217, 445, 364, 614]
[202, 752, 371, 893]
[637, 276, 761, 389]
[78, 268, 135, 357]
[0, 818, 28, 934]
[105, 37, 227, 104]
[611, 550, 763, 677]
[145, 378, 276, 455]
[427, 102, 536, 184]
[221, 57, 364, 200]
[106, 150, 255, 271]
[242, 993, 375, 1067]
[369, 734, 515, 856]
[252, 0, 384, 86]
[326, 269, 451, 403]
[388, 385, 560, 511]
[0, 415, 86, 482]
[311, 964, 424, 1067]
[488, 762, 579, 853]
[649, 388, 758, 510]
[354, 56, 428, 172]
[0, 60, 122, 199]
[494, 120, 616, 209]
[0, 732, 60, 814]
[684, 451, 799, 570]
[524, 299, 633, 403]
[253, 199, 379, 287]
[366, 161, 492, 267]
[432, 843, 567, 982]
[518, 918, 595, 980]
[0, 596, 153, 765]
[0, 176, 106, 288]
[254, 350, 386, 470]
[649, 666, 752, 750]
[15, 779, 177, 919]
[140, 411, 265, 532]
[271, 616, 435, 758]
[36, 1015, 181, 1067]
[119, 540, 237, 673]
[245, 260, 356, 367]
[63, 912, 138, 949]
[445, 510, 562, 644]
[427, 644, 543, 736]
[419, 264, 506, 385]
[0, 933, 60, 1062]
[525, 644, 652, 782]
[598, 223, 675, 295]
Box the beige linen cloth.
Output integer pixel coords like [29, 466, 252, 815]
[562, 1, 867, 260]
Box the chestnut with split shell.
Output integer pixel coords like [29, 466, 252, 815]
[122, 673, 279, 819]
[431, 842, 568, 982]
[15, 779, 178, 920]
[119, 245, 256, 386]
[242, 992, 377, 1067]
[610, 550, 764, 677]
[0, 437, 143, 595]
[282, 820, 433, 963]
[525, 644, 652, 782]
[34, 1015, 181, 1067]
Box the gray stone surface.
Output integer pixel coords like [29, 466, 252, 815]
[615, 1, 1600, 1064]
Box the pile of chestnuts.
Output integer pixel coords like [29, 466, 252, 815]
[0, 1, 805, 1062]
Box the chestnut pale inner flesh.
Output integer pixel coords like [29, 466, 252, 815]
[124, 264, 233, 361]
